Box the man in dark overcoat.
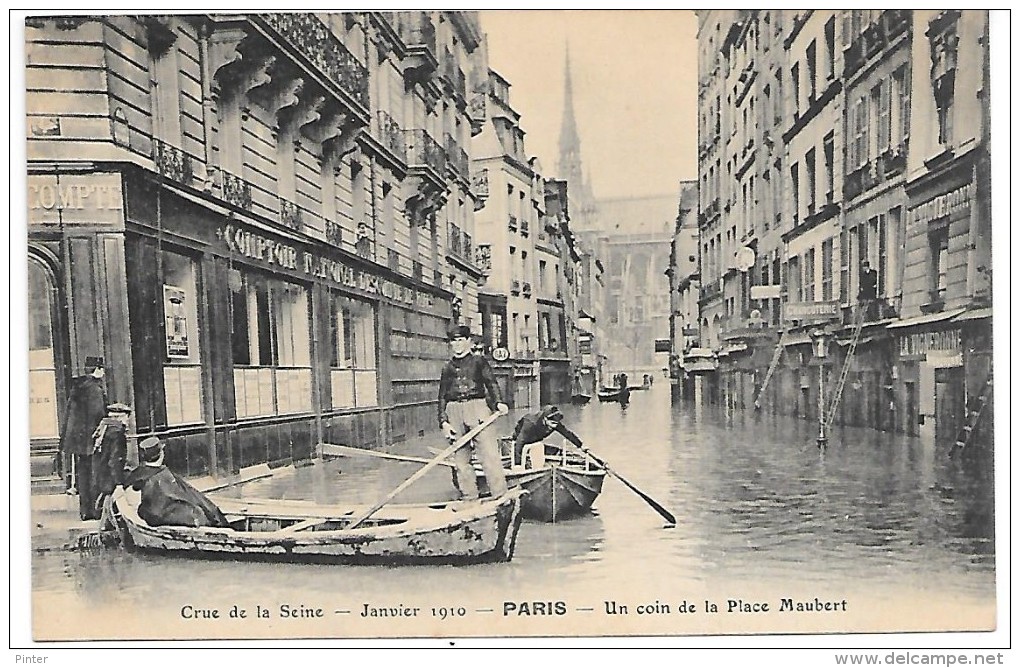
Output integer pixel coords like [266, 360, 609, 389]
[59, 356, 108, 519]
[124, 437, 230, 528]
[88, 403, 132, 519]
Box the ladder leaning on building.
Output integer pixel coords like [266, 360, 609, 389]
[823, 305, 868, 432]
[753, 331, 787, 410]
[951, 370, 994, 457]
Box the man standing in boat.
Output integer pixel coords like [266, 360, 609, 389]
[438, 325, 510, 501]
[511, 406, 583, 468]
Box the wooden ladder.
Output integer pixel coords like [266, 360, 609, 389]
[951, 371, 993, 456]
[753, 332, 786, 410]
[824, 306, 867, 431]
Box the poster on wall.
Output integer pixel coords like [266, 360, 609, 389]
[163, 284, 190, 359]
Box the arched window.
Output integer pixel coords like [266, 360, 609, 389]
[28, 257, 59, 439]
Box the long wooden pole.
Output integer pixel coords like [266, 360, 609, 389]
[563, 441, 676, 527]
[346, 412, 502, 530]
[321, 443, 457, 468]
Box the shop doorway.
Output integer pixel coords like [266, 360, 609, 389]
[935, 367, 965, 448]
[28, 253, 69, 490]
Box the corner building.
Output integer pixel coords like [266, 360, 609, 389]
[26, 12, 489, 490]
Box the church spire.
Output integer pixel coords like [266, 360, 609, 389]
[558, 42, 581, 173]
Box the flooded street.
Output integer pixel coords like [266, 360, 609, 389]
[32, 385, 996, 640]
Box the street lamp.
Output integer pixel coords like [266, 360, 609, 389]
[810, 328, 831, 446]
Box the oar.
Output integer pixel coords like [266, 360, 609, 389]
[346, 412, 502, 530]
[321, 443, 456, 469]
[565, 441, 676, 527]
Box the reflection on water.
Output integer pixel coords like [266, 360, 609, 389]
[32, 385, 995, 634]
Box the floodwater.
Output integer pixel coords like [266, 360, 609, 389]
[31, 384, 997, 640]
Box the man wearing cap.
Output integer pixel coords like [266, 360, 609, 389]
[437, 324, 509, 501]
[511, 406, 584, 468]
[88, 403, 133, 519]
[59, 356, 108, 518]
[124, 437, 230, 528]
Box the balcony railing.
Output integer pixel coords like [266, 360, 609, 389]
[511, 280, 521, 296]
[152, 138, 192, 185]
[522, 282, 532, 299]
[404, 129, 446, 176]
[258, 13, 369, 111]
[376, 110, 406, 164]
[472, 168, 489, 199]
[441, 48, 467, 101]
[476, 244, 492, 274]
[220, 170, 252, 211]
[508, 215, 518, 232]
[279, 197, 301, 230]
[520, 219, 529, 237]
[397, 12, 437, 59]
[449, 224, 463, 256]
[325, 220, 343, 247]
[445, 134, 469, 178]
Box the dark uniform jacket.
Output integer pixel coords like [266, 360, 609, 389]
[437, 354, 503, 426]
[124, 464, 230, 528]
[59, 375, 107, 455]
[512, 413, 583, 463]
[89, 418, 128, 498]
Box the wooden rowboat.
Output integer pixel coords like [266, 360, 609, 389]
[110, 487, 526, 565]
[435, 443, 606, 523]
[597, 386, 629, 403]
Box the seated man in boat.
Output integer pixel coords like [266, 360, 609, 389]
[511, 406, 583, 468]
[123, 436, 231, 529]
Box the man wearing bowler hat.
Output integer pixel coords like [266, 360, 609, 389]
[59, 356, 108, 519]
[124, 437, 230, 528]
[437, 324, 509, 501]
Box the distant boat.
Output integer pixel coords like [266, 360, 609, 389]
[570, 392, 592, 405]
[597, 386, 631, 403]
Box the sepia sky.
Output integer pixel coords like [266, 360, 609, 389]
[480, 10, 699, 201]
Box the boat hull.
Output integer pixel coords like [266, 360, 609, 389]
[597, 388, 624, 402]
[478, 465, 605, 522]
[112, 489, 526, 566]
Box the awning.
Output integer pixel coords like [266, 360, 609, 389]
[781, 333, 812, 347]
[886, 308, 967, 330]
[953, 307, 993, 322]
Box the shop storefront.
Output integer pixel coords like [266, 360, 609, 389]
[28, 167, 454, 490]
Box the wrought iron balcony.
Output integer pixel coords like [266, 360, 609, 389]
[445, 134, 469, 179]
[508, 214, 518, 232]
[325, 220, 343, 247]
[219, 170, 252, 211]
[476, 244, 492, 274]
[404, 129, 446, 178]
[152, 138, 192, 185]
[376, 110, 406, 164]
[257, 13, 369, 112]
[396, 11, 438, 84]
[511, 280, 521, 296]
[279, 197, 302, 230]
[472, 168, 489, 199]
[468, 92, 486, 136]
[520, 219, 529, 237]
[449, 224, 463, 256]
